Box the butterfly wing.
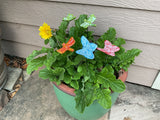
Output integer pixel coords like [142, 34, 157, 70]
[111, 45, 120, 52]
[81, 36, 90, 47]
[80, 14, 96, 28]
[66, 37, 75, 47]
[88, 14, 96, 23]
[76, 36, 97, 59]
[57, 37, 75, 54]
[97, 40, 120, 56]
[57, 47, 67, 54]
[63, 14, 76, 21]
[89, 43, 98, 51]
[81, 36, 97, 51]
[80, 22, 90, 29]
[76, 48, 94, 59]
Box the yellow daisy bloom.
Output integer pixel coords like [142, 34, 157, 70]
[39, 22, 52, 40]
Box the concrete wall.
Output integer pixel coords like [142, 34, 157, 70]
[0, 0, 159, 87]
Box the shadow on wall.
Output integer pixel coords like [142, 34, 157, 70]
[0, 2, 17, 57]
[0, 24, 17, 56]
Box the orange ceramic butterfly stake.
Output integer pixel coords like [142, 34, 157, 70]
[57, 37, 75, 54]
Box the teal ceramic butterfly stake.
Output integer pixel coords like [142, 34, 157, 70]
[76, 36, 97, 59]
[80, 14, 96, 28]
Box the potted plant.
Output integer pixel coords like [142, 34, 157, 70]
[26, 14, 141, 120]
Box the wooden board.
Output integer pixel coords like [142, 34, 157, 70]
[0, 1, 160, 45]
[1, 40, 42, 58]
[0, 22, 43, 47]
[47, 0, 160, 11]
[124, 41, 160, 70]
[127, 65, 158, 87]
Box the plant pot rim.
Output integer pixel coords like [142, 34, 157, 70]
[53, 69, 128, 96]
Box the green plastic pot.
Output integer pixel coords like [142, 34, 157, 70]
[53, 70, 128, 120]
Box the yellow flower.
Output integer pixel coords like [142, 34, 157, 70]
[39, 22, 52, 40]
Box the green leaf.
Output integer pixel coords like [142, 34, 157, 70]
[105, 27, 116, 42]
[97, 27, 116, 47]
[44, 39, 49, 45]
[116, 48, 142, 71]
[77, 65, 82, 72]
[49, 38, 55, 47]
[97, 66, 116, 88]
[52, 67, 65, 76]
[97, 74, 113, 88]
[75, 14, 88, 28]
[70, 81, 79, 89]
[66, 66, 75, 75]
[75, 87, 96, 113]
[56, 21, 69, 43]
[27, 56, 46, 74]
[97, 66, 125, 92]
[105, 64, 114, 74]
[65, 58, 75, 68]
[39, 68, 55, 80]
[71, 72, 82, 80]
[26, 47, 52, 63]
[51, 67, 65, 82]
[39, 67, 65, 83]
[94, 50, 107, 63]
[63, 14, 76, 21]
[80, 14, 96, 28]
[74, 55, 86, 65]
[96, 88, 111, 109]
[116, 47, 125, 55]
[44, 51, 59, 69]
[113, 38, 126, 47]
[109, 79, 126, 93]
[69, 27, 76, 37]
[75, 90, 86, 113]
[64, 73, 71, 84]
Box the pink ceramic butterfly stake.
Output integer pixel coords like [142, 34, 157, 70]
[97, 40, 120, 56]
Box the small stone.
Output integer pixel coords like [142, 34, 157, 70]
[124, 117, 132, 120]
[4, 67, 22, 91]
[19, 76, 23, 82]
[98, 112, 109, 120]
[0, 90, 9, 111]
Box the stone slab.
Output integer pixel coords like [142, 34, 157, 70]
[0, 71, 75, 120]
[109, 82, 160, 120]
[4, 67, 22, 91]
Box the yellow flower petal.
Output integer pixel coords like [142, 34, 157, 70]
[39, 22, 52, 40]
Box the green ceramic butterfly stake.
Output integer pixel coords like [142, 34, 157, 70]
[63, 14, 76, 21]
[80, 14, 96, 28]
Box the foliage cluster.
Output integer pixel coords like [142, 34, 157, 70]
[27, 14, 141, 113]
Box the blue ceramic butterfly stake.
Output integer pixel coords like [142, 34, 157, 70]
[76, 36, 97, 59]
